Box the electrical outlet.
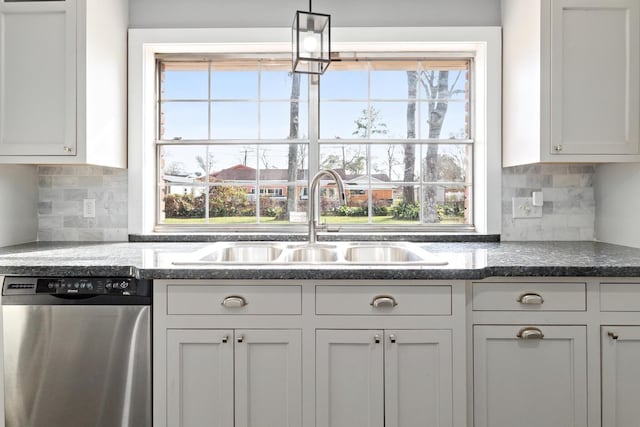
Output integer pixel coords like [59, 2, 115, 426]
[512, 197, 542, 219]
[83, 199, 96, 218]
[532, 191, 544, 207]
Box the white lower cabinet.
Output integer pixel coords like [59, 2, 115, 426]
[155, 278, 640, 427]
[316, 329, 453, 427]
[473, 325, 587, 427]
[601, 326, 640, 427]
[316, 329, 384, 427]
[167, 329, 234, 427]
[154, 279, 461, 427]
[166, 328, 301, 427]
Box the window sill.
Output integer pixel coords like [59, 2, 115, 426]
[128, 232, 500, 243]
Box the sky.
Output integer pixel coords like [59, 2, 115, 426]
[159, 63, 470, 178]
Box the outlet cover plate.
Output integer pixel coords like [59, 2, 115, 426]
[512, 197, 542, 219]
[83, 199, 96, 218]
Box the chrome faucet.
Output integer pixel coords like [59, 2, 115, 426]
[308, 169, 346, 244]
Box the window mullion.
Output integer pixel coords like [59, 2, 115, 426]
[308, 76, 321, 225]
[308, 75, 320, 177]
[205, 61, 212, 224]
[366, 63, 373, 223]
[419, 143, 424, 224]
[256, 62, 262, 223]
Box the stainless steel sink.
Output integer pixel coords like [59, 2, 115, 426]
[172, 241, 447, 266]
[343, 244, 425, 263]
[283, 244, 338, 263]
[340, 243, 448, 265]
[173, 242, 284, 264]
[214, 243, 283, 263]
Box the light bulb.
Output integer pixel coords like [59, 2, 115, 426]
[302, 33, 318, 53]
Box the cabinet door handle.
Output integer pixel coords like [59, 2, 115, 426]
[374, 334, 381, 344]
[517, 293, 544, 305]
[554, 145, 563, 152]
[222, 295, 247, 308]
[608, 331, 619, 340]
[237, 335, 245, 343]
[370, 295, 397, 308]
[222, 335, 229, 343]
[517, 327, 544, 340]
[389, 334, 397, 344]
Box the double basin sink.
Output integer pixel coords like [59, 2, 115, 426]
[173, 242, 448, 266]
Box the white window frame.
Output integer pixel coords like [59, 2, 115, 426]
[128, 27, 501, 236]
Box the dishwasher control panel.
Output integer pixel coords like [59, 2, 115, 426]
[3, 277, 146, 296]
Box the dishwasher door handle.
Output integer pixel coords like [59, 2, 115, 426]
[51, 294, 100, 301]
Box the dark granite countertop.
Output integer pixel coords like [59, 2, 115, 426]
[1, 241, 640, 280]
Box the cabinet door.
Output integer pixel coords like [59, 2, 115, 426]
[235, 329, 302, 427]
[166, 329, 234, 427]
[0, 0, 76, 156]
[316, 329, 384, 427]
[550, 0, 639, 155]
[385, 330, 453, 427]
[602, 326, 640, 427]
[474, 325, 587, 427]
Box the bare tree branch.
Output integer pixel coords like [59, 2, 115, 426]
[448, 71, 463, 95]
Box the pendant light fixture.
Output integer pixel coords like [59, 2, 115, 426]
[292, 0, 331, 74]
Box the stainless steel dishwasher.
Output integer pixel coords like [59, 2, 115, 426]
[1, 276, 151, 427]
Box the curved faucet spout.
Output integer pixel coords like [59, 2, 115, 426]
[308, 169, 346, 243]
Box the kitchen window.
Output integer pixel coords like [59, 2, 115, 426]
[129, 28, 501, 235]
[157, 58, 310, 227]
[156, 56, 473, 230]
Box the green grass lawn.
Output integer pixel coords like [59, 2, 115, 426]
[163, 215, 465, 225]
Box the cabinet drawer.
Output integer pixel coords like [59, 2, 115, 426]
[315, 285, 451, 316]
[472, 282, 586, 311]
[167, 285, 301, 315]
[600, 283, 640, 311]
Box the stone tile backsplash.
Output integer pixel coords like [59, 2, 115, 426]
[501, 164, 595, 241]
[36, 164, 595, 242]
[37, 166, 128, 241]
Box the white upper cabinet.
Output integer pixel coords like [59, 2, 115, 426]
[0, 0, 76, 157]
[0, 0, 127, 167]
[503, 0, 640, 166]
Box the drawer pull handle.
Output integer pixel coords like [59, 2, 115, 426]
[517, 293, 544, 305]
[374, 334, 381, 344]
[222, 296, 247, 308]
[389, 334, 397, 344]
[237, 335, 245, 343]
[370, 295, 397, 308]
[222, 335, 229, 343]
[517, 327, 544, 340]
[608, 331, 619, 340]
